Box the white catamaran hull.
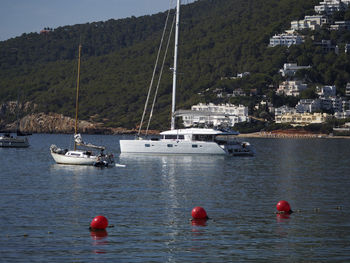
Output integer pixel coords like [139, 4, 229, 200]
[120, 139, 242, 155]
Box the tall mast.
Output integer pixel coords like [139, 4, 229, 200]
[74, 44, 82, 150]
[171, 0, 180, 130]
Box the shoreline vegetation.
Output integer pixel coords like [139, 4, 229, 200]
[2, 127, 349, 139]
[237, 130, 349, 139]
[1, 113, 349, 138]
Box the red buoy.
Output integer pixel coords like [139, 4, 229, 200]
[191, 206, 208, 220]
[276, 200, 292, 214]
[90, 215, 108, 230]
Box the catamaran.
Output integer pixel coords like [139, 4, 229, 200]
[50, 45, 115, 166]
[119, 0, 254, 156]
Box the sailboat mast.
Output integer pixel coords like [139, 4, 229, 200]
[171, 0, 180, 130]
[74, 44, 82, 150]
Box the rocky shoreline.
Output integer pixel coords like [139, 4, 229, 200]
[1, 112, 349, 138]
[0, 112, 160, 135]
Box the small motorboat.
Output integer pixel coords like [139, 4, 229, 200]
[0, 133, 29, 148]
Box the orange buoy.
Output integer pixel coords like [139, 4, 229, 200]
[276, 200, 293, 214]
[191, 206, 208, 220]
[90, 215, 108, 230]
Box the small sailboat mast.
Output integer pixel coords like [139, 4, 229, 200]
[171, 0, 181, 130]
[74, 44, 82, 150]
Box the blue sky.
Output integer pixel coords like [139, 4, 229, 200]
[0, 0, 195, 41]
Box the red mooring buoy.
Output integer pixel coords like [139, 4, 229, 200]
[191, 206, 208, 220]
[90, 215, 108, 230]
[276, 200, 292, 213]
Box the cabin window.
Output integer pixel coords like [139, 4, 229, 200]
[167, 144, 173, 147]
[165, 135, 177, 139]
[178, 135, 184, 139]
[145, 144, 151, 147]
[193, 135, 214, 142]
[192, 144, 198, 148]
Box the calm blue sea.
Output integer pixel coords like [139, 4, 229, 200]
[0, 134, 349, 262]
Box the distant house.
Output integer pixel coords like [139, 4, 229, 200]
[291, 15, 328, 31]
[345, 44, 350, 53]
[330, 21, 350, 30]
[275, 112, 330, 125]
[178, 103, 249, 128]
[279, 63, 311, 77]
[315, 0, 346, 15]
[295, 99, 321, 113]
[319, 96, 344, 112]
[346, 83, 350, 96]
[229, 89, 246, 97]
[40, 28, 53, 34]
[316, 85, 336, 97]
[236, 72, 250, 78]
[334, 110, 350, 119]
[269, 33, 304, 47]
[314, 40, 339, 54]
[275, 105, 296, 116]
[276, 81, 308, 96]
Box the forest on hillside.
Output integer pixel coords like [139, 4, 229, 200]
[1, 0, 350, 130]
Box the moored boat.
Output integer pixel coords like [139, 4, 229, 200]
[0, 133, 29, 148]
[49, 45, 114, 167]
[120, 0, 254, 156]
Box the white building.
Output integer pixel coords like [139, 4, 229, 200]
[314, 40, 339, 53]
[330, 21, 350, 30]
[179, 103, 249, 128]
[315, 0, 345, 14]
[269, 33, 304, 47]
[279, 63, 311, 77]
[346, 83, 350, 96]
[316, 85, 336, 97]
[345, 44, 350, 53]
[334, 110, 350, 119]
[319, 96, 344, 112]
[276, 81, 308, 96]
[291, 15, 328, 31]
[296, 99, 321, 113]
[230, 89, 246, 97]
[275, 112, 330, 125]
[275, 105, 296, 116]
[236, 72, 250, 78]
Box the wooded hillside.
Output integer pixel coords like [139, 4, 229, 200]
[1, 0, 349, 130]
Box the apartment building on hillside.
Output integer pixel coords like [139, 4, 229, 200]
[276, 81, 308, 96]
[291, 15, 328, 31]
[269, 33, 304, 47]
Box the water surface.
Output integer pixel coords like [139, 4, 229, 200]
[0, 134, 349, 262]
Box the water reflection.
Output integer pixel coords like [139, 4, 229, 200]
[191, 218, 208, 227]
[50, 164, 97, 173]
[90, 229, 108, 240]
[276, 213, 291, 222]
[90, 229, 108, 254]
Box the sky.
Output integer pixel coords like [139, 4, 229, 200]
[0, 0, 195, 41]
